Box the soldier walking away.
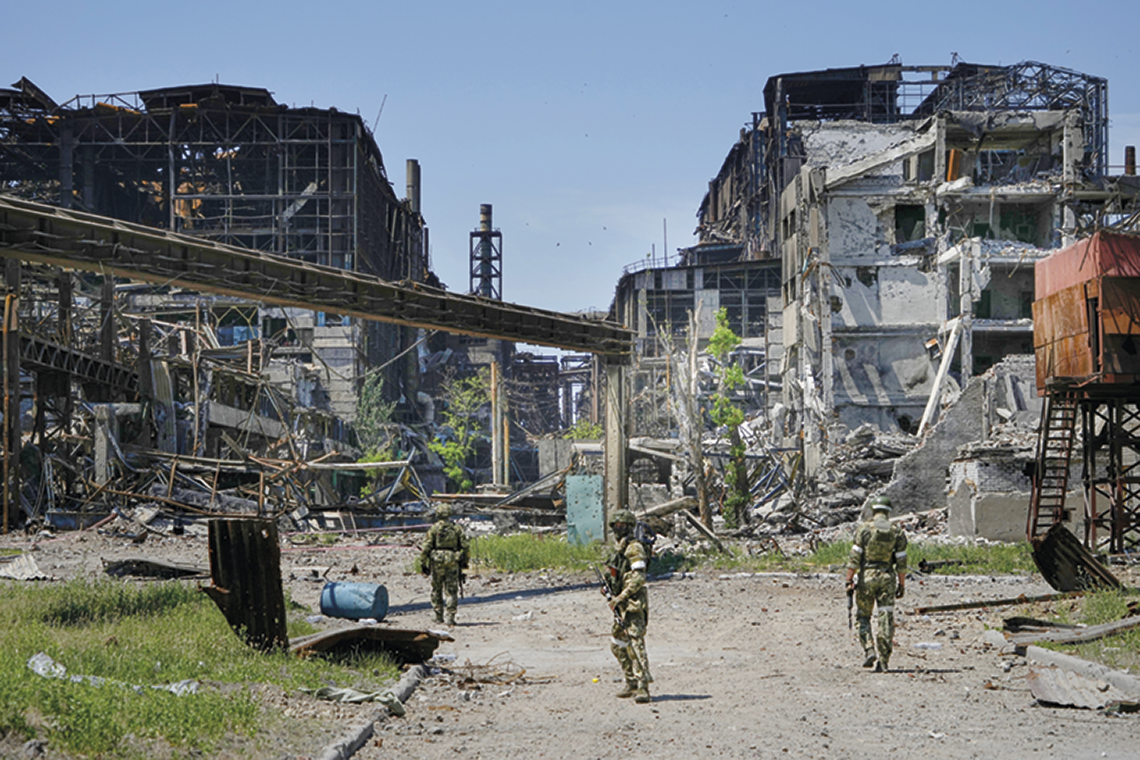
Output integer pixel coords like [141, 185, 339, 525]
[845, 496, 907, 672]
[419, 503, 470, 626]
[604, 509, 652, 703]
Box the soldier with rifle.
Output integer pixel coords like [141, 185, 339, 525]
[845, 495, 908, 672]
[598, 509, 652, 703]
[419, 503, 470, 626]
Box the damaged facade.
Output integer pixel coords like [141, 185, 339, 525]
[693, 60, 1139, 481]
[605, 59, 1140, 541]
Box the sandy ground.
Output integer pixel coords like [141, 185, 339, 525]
[6, 524, 1140, 760]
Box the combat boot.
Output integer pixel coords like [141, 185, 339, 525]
[875, 658, 889, 673]
[445, 612, 456, 626]
[434, 609, 444, 624]
[616, 680, 638, 699]
[633, 680, 651, 704]
[862, 651, 877, 668]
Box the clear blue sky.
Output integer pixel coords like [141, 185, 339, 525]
[3, 0, 1138, 315]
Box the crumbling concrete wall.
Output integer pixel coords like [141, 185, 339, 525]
[803, 121, 918, 170]
[873, 372, 985, 515]
[948, 449, 1082, 542]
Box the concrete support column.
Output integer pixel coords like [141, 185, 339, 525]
[959, 241, 973, 380]
[93, 405, 117, 486]
[490, 360, 503, 487]
[603, 361, 627, 537]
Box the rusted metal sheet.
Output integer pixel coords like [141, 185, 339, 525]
[1027, 664, 1131, 709]
[1035, 231, 1140, 391]
[290, 625, 453, 664]
[203, 517, 289, 651]
[1036, 231, 1140, 300]
[1008, 614, 1140, 647]
[1031, 523, 1122, 592]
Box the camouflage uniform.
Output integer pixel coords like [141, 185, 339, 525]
[419, 505, 470, 625]
[846, 503, 907, 671]
[606, 510, 652, 703]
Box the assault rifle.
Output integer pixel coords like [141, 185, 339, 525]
[846, 583, 853, 630]
[593, 564, 628, 632]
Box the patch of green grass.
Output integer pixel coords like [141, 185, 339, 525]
[1032, 589, 1140, 672]
[0, 577, 399, 757]
[472, 533, 607, 573]
[908, 541, 1035, 575]
[471, 533, 1035, 579]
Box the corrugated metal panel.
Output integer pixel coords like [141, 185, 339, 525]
[1027, 664, 1130, 709]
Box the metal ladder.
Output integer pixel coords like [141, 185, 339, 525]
[1028, 391, 1079, 541]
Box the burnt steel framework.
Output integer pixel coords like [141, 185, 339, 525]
[0, 78, 429, 406]
[0, 80, 425, 280]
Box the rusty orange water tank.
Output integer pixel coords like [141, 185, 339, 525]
[1034, 230, 1140, 394]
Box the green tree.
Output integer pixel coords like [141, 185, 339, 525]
[564, 418, 603, 439]
[429, 371, 489, 492]
[355, 374, 399, 497]
[355, 373, 396, 455]
[708, 308, 749, 528]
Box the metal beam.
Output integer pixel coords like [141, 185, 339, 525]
[0, 195, 633, 360]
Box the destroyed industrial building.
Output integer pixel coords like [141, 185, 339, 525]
[2, 59, 1140, 559]
[0, 77, 627, 534]
[613, 58, 1140, 549]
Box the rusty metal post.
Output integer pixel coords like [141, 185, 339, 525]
[100, 277, 115, 365]
[3, 260, 19, 533]
[1126, 146, 1136, 177]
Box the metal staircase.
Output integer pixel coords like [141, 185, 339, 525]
[1028, 391, 1079, 541]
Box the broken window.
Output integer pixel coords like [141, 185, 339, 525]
[1020, 290, 1034, 320]
[894, 205, 925, 243]
[976, 290, 992, 319]
[999, 208, 1040, 246]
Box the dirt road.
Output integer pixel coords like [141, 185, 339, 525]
[10, 527, 1140, 759]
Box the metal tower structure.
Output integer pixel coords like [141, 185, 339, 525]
[469, 203, 502, 300]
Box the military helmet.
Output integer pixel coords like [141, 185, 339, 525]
[434, 503, 453, 519]
[609, 509, 636, 527]
[870, 495, 892, 513]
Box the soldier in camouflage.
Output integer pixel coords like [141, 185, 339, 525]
[845, 496, 907, 672]
[605, 509, 652, 703]
[419, 503, 470, 626]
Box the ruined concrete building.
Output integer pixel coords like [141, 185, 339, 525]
[0, 79, 430, 424]
[693, 59, 1139, 477]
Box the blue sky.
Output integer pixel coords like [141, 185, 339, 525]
[3, 0, 1138, 316]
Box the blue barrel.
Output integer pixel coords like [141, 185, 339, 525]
[319, 582, 389, 621]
